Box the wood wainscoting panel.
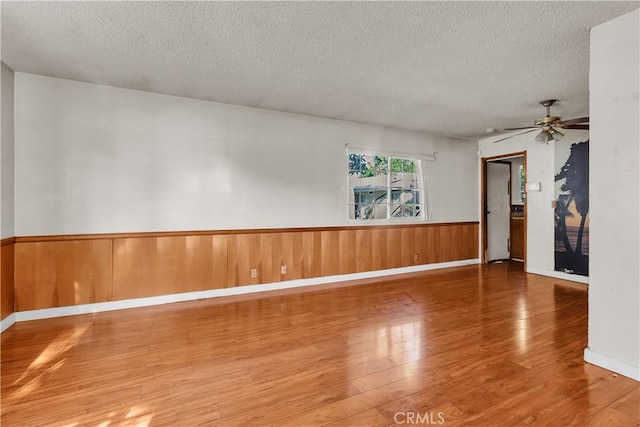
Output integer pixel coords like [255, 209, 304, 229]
[14, 240, 112, 311]
[385, 227, 403, 269]
[464, 222, 480, 260]
[280, 232, 301, 281]
[280, 232, 315, 281]
[338, 229, 357, 275]
[11, 222, 479, 312]
[400, 227, 416, 267]
[185, 235, 228, 291]
[315, 231, 340, 278]
[434, 223, 479, 264]
[355, 229, 373, 273]
[431, 224, 443, 263]
[371, 228, 387, 272]
[437, 224, 455, 263]
[259, 233, 283, 285]
[227, 233, 258, 287]
[227, 233, 283, 287]
[1, 241, 15, 320]
[300, 232, 315, 279]
[414, 225, 436, 265]
[113, 235, 227, 300]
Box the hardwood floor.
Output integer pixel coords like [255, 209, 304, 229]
[2, 263, 638, 426]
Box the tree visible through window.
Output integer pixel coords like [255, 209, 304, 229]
[348, 153, 424, 220]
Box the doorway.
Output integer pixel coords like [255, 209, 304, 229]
[482, 152, 527, 265]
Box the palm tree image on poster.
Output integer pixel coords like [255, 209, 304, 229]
[554, 140, 589, 276]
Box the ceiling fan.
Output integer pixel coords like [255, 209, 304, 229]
[492, 99, 589, 143]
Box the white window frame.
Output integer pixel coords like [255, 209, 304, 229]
[346, 145, 434, 224]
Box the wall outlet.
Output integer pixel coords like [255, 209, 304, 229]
[280, 265, 287, 275]
[251, 269, 257, 278]
[414, 253, 419, 261]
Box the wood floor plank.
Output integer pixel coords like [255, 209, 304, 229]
[1, 262, 637, 426]
[324, 407, 389, 427]
[610, 388, 640, 422]
[585, 406, 638, 426]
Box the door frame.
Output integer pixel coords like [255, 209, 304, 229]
[481, 151, 527, 265]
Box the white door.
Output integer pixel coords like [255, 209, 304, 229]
[487, 162, 510, 261]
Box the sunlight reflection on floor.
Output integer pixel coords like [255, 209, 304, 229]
[10, 323, 89, 399]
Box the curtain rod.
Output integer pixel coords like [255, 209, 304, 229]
[345, 143, 437, 161]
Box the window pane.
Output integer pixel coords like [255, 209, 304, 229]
[404, 173, 419, 190]
[390, 173, 401, 188]
[400, 190, 415, 204]
[348, 154, 365, 174]
[403, 159, 417, 173]
[390, 158, 403, 173]
[391, 203, 410, 217]
[374, 156, 388, 175]
[362, 155, 375, 177]
[374, 174, 387, 187]
[349, 153, 390, 178]
[391, 203, 420, 218]
[393, 173, 409, 190]
[372, 203, 387, 219]
[407, 204, 421, 216]
[373, 190, 387, 205]
[361, 204, 375, 219]
[412, 191, 421, 204]
[390, 157, 417, 173]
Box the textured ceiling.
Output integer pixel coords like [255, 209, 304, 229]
[2, 1, 638, 139]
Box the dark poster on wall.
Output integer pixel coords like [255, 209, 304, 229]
[554, 140, 589, 276]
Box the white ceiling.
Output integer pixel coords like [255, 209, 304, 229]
[1, 1, 638, 139]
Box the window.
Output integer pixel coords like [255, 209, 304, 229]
[348, 152, 425, 221]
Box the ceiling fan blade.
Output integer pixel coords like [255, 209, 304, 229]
[492, 128, 538, 143]
[502, 126, 538, 131]
[557, 117, 589, 126]
[560, 124, 589, 130]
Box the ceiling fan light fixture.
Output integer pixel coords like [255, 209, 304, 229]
[551, 129, 565, 141]
[535, 130, 549, 143]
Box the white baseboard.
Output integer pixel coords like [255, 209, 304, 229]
[11, 259, 480, 324]
[1, 313, 16, 333]
[584, 348, 640, 381]
[526, 267, 589, 284]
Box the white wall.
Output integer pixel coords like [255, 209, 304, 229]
[1, 63, 15, 239]
[14, 73, 478, 236]
[430, 137, 479, 222]
[586, 9, 639, 380]
[478, 129, 588, 274]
